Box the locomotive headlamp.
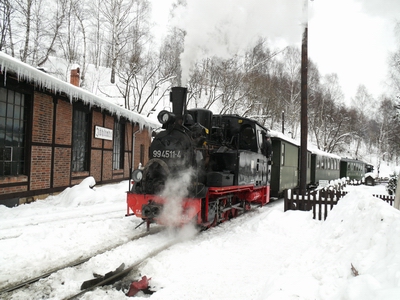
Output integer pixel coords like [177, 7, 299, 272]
[132, 169, 143, 182]
[157, 110, 175, 125]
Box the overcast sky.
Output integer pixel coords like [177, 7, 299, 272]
[150, 0, 399, 103]
[309, 0, 399, 103]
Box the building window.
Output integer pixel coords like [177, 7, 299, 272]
[113, 120, 124, 170]
[0, 88, 27, 176]
[72, 105, 89, 172]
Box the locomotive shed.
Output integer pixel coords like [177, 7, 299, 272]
[0, 52, 157, 208]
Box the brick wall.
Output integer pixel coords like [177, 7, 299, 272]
[32, 92, 53, 143]
[53, 99, 72, 187]
[102, 150, 113, 180]
[30, 92, 53, 191]
[53, 147, 71, 187]
[133, 127, 151, 168]
[91, 110, 103, 148]
[0, 185, 28, 194]
[55, 99, 72, 145]
[103, 115, 114, 150]
[30, 145, 52, 190]
[90, 149, 102, 182]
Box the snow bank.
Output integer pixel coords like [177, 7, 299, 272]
[264, 190, 400, 300]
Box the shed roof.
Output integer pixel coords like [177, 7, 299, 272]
[0, 52, 160, 130]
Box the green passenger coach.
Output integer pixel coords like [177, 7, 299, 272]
[270, 135, 300, 198]
[340, 158, 367, 181]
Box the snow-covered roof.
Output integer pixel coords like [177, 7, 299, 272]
[269, 129, 300, 146]
[308, 144, 341, 160]
[270, 129, 341, 159]
[0, 52, 160, 130]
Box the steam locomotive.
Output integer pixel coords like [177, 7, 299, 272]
[126, 87, 272, 229]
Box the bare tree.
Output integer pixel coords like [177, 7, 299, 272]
[72, 1, 88, 86]
[186, 56, 248, 114]
[14, 0, 34, 62]
[86, 0, 104, 68]
[12, 0, 67, 65]
[159, 27, 184, 87]
[389, 22, 400, 103]
[308, 67, 355, 153]
[99, 0, 150, 83]
[58, 0, 81, 63]
[271, 46, 301, 137]
[115, 48, 175, 115]
[0, 0, 14, 53]
[241, 39, 279, 127]
[351, 84, 375, 117]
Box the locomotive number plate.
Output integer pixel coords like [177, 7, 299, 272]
[153, 150, 182, 158]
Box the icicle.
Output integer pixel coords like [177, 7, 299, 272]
[0, 52, 159, 131]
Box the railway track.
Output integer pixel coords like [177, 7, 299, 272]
[66, 238, 180, 299]
[66, 201, 284, 299]
[1, 207, 123, 231]
[0, 211, 124, 241]
[0, 226, 164, 297]
[2, 201, 283, 299]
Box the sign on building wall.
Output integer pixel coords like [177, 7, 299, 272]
[95, 126, 113, 140]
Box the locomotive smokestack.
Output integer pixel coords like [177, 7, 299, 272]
[170, 87, 188, 123]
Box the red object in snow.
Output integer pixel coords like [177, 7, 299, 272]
[126, 276, 151, 297]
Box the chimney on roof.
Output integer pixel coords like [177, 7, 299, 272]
[70, 68, 80, 87]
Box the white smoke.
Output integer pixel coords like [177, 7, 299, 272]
[354, 0, 400, 19]
[172, 0, 305, 85]
[158, 168, 196, 228]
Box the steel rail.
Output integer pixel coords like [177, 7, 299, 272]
[0, 227, 163, 295]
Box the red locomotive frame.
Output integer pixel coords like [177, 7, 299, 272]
[127, 184, 270, 230]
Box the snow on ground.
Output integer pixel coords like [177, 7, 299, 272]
[1, 178, 400, 299]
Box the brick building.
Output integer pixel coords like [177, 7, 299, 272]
[0, 53, 158, 206]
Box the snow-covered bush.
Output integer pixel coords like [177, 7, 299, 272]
[386, 172, 398, 195]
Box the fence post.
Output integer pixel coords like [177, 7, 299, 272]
[395, 179, 400, 210]
[284, 189, 288, 212]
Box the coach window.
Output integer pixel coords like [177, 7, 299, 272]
[281, 143, 285, 166]
[113, 120, 125, 170]
[72, 104, 90, 172]
[0, 87, 28, 177]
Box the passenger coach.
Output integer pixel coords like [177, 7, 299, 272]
[310, 148, 341, 188]
[340, 158, 368, 181]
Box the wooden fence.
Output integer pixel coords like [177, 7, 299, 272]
[284, 189, 395, 221]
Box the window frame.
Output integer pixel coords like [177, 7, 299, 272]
[71, 104, 90, 172]
[112, 119, 125, 170]
[0, 87, 28, 177]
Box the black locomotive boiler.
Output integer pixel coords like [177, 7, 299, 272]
[127, 87, 272, 229]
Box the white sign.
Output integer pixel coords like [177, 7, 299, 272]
[95, 126, 113, 140]
[319, 180, 329, 188]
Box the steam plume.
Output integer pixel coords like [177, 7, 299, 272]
[172, 0, 304, 84]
